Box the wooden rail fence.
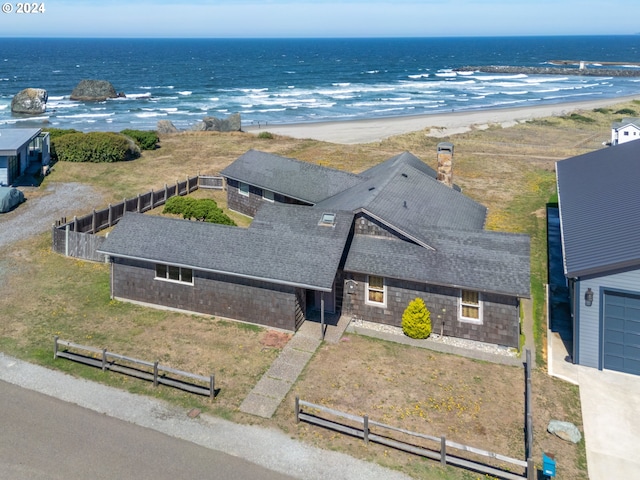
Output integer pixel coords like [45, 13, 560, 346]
[54, 336, 216, 400]
[51, 175, 224, 261]
[296, 397, 528, 480]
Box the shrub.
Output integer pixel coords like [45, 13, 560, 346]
[162, 196, 236, 226]
[614, 108, 637, 116]
[121, 129, 159, 150]
[401, 297, 432, 339]
[44, 128, 81, 162]
[564, 113, 595, 124]
[257, 131, 274, 139]
[593, 107, 611, 114]
[53, 132, 140, 163]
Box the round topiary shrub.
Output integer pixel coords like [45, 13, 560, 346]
[401, 297, 432, 339]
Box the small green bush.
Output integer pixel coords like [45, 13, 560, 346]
[121, 129, 159, 150]
[257, 131, 274, 139]
[163, 196, 236, 226]
[614, 108, 637, 116]
[593, 107, 611, 114]
[564, 113, 595, 124]
[401, 297, 432, 339]
[53, 132, 140, 163]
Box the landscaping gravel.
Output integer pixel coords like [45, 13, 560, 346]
[0, 182, 103, 249]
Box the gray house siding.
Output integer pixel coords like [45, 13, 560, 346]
[353, 212, 417, 243]
[342, 273, 520, 348]
[111, 257, 300, 331]
[576, 268, 640, 369]
[226, 178, 311, 217]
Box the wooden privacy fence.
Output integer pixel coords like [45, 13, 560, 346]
[54, 336, 216, 400]
[295, 397, 532, 480]
[52, 175, 224, 261]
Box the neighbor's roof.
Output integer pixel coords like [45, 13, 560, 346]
[345, 228, 530, 298]
[220, 149, 363, 204]
[98, 207, 353, 291]
[612, 117, 640, 130]
[556, 140, 640, 278]
[0, 128, 41, 155]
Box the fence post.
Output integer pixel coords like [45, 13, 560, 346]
[91, 209, 97, 234]
[363, 415, 369, 444]
[441, 436, 447, 466]
[526, 348, 533, 459]
[53, 335, 59, 360]
[209, 374, 215, 400]
[527, 457, 535, 480]
[123, 198, 127, 213]
[295, 396, 300, 423]
[108, 203, 113, 227]
[153, 361, 159, 387]
[73, 215, 78, 232]
[102, 348, 107, 371]
[137, 193, 142, 212]
[65, 223, 70, 257]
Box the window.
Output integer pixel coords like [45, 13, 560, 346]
[156, 264, 193, 285]
[262, 189, 274, 202]
[366, 275, 386, 307]
[239, 182, 249, 196]
[460, 289, 482, 323]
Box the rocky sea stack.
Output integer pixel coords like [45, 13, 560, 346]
[11, 88, 48, 114]
[70, 79, 123, 101]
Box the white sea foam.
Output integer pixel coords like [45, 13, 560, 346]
[178, 91, 192, 96]
[57, 113, 115, 119]
[48, 95, 65, 101]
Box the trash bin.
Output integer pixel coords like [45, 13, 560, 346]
[542, 452, 556, 477]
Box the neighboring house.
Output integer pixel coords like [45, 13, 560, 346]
[0, 128, 51, 186]
[611, 117, 640, 145]
[556, 140, 640, 375]
[100, 146, 530, 348]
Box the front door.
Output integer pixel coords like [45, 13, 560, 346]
[314, 284, 336, 314]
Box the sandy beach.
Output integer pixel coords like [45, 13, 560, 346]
[244, 95, 640, 144]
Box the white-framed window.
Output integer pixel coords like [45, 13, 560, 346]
[459, 289, 482, 323]
[366, 275, 386, 307]
[155, 264, 193, 285]
[239, 182, 250, 196]
[262, 189, 274, 202]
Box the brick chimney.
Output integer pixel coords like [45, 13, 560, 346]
[436, 142, 453, 187]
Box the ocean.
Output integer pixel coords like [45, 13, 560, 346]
[1, 36, 640, 132]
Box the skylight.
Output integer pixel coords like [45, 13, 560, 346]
[319, 212, 336, 226]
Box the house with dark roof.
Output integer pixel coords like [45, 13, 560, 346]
[556, 140, 640, 375]
[611, 117, 640, 146]
[0, 128, 51, 186]
[99, 146, 530, 348]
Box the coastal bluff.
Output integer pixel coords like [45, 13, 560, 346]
[456, 65, 640, 77]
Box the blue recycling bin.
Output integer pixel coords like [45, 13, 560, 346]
[543, 452, 556, 477]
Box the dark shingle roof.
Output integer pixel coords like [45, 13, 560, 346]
[99, 207, 353, 291]
[612, 117, 640, 130]
[345, 228, 530, 297]
[316, 161, 487, 245]
[220, 149, 363, 204]
[556, 140, 640, 277]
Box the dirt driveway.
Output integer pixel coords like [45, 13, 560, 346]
[0, 183, 104, 249]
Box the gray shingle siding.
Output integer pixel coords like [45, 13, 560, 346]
[343, 273, 520, 348]
[111, 257, 299, 330]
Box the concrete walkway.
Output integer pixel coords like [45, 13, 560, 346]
[240, 314, 351, 418]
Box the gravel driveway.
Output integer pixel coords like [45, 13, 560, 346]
[0, 182, 104, 249]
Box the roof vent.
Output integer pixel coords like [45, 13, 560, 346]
[368, 187, 375, 191]
[401, 173, 408, 178]
[319, 212, 336, 227]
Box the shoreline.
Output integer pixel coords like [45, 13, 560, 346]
[243, 95, 640, 144]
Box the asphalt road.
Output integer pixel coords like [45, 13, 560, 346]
[0, 380, 295, 480]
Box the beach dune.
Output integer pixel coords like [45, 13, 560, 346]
[244, 95, 640, 144]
